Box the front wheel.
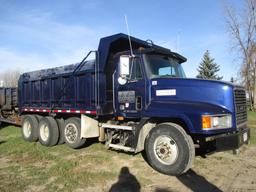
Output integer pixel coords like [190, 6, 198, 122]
[145, 123, 195, 176]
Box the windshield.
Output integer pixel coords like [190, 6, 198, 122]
[143, 54, 186, 79]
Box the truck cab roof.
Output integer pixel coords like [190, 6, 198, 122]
[98, 33, 187, 72]
[113, 47, 187, 64]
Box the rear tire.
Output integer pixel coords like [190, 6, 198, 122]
[64, 117, 86, 149]
[145, 123, 195, 176]
[21, 115, 39, 142]
[35, 115, 42, 122]
[56, 118, 65, 144]
[38, 117, 59, 147]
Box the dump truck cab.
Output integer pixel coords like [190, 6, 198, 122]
[112, 46, 248, 131]
[113, 48, 187, 119]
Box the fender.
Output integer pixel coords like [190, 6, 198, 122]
[81, 114, 99, 138]
[135, 116, 193, 153]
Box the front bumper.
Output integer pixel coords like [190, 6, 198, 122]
[197, 127, 250, 154]
[214, 127, 250, 152]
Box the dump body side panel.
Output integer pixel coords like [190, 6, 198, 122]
[0, 87, 18, 110]
[0, 87, 20, 125]
[18, 64, 99, 114]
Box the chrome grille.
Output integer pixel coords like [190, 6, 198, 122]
[234, 88, 247, 125]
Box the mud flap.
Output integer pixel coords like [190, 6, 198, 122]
[81, 114, 99, 138]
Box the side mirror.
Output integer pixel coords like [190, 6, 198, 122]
[118, 56, 130, 85]
[120, 56, 130, 76]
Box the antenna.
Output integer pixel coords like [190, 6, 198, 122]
[124, 15, 134, 56]
[176, 31, 181, 52]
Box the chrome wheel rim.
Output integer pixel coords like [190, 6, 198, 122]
[153, 135, 179, 165]
[65, 123, 78, 143]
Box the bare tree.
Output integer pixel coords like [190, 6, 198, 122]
[225, 0, 256, 111]
[0, 70, 21, 87]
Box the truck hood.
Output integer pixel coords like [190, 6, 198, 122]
[149, 78, 235, 112]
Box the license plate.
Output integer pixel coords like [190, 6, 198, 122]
[243, 132, 248, 142]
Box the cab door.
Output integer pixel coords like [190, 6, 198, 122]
[115, 56, 146, 118]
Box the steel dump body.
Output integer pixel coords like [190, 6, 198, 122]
[0, 87, 18, 110]
[0, 87, 20, 125]
[18, 61, 98, 114]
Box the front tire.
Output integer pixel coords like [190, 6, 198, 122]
[21, 115, 39, 142]
[64, 117, 86, 149]
[145, 123, 195, 176]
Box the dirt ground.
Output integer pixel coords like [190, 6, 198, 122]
[158, 146, 256, 192]
[1, 126, 256, 192]
[1, 146, 256, 192]
[104, 146, 256, 192]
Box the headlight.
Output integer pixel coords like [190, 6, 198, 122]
[202, 114, 232, 130]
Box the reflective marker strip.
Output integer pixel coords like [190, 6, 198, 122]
[22, 108, 96, 115]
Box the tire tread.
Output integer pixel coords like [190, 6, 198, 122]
[38, 116, 59, 147]
[145, 122, 195, 176]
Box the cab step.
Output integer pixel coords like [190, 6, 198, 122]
[108, 143, 135, 152]
[101, 123, 133, 131]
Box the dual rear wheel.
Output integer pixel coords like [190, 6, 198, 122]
[22, 115, 38, 142]
[63, 118, 86, 149]
[21, 115, 85, 149]
[38, 117, 59, 146]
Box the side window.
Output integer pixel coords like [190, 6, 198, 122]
[159, 66, 176, 76]
[130, 57, 142, 80]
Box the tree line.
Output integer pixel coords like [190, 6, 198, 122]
[0, 70, 21, 87]
[197, 0, 256, 111]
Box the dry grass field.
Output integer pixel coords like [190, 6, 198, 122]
[0, 111, 255, 192]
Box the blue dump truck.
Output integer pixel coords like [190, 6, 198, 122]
[0, 33, 250, 175]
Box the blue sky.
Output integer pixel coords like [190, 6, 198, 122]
[0, 0, 243, 81]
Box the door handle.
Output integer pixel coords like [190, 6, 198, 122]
[136, 96, 142, 110]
